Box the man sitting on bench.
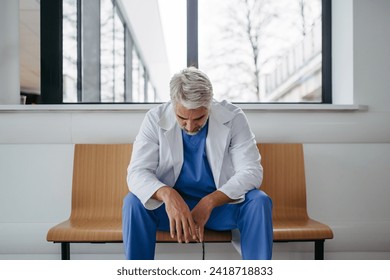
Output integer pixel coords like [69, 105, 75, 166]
[122, 67, 273, 260]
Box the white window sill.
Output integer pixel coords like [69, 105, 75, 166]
[238, 103, 368, 111]
[0, 103, 368, 112]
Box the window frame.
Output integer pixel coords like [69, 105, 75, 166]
[40, 0, 332, 104]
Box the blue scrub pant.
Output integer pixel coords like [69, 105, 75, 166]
[122, 189, 273, 260]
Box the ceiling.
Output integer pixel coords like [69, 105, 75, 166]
[20, 0, 40, 94]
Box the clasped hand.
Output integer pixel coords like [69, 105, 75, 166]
[154, 186, 232, 243]
[158, 187, 212, 243]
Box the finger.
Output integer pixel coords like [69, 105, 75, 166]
[192, 225, 200, 243]
[176, 219, 183, 243]
[198, 226, 204, 243]
[188, 218, 198, 241]
[169, 218, 176, 239]
[182, 219, 192, 243]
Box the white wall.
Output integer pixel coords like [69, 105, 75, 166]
[0, 0, 390, 260]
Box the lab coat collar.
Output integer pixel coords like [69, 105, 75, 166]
[206, 101, 235, 186]
[158, 102, 183, 180]
[158, 102, 176, 131]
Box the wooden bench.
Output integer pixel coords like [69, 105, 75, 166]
[47, 143, 333, 260]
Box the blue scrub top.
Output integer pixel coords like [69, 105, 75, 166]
[174, 120, 216, 201]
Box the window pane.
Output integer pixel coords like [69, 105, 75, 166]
[157, 0, 186, 101]
[100, 0, 125, 103]
[147, 81, 156, 102]
[61, 0, 169, 103]
[100, 0, 115, 102]
[139, 64, 145, 102]
[132, 49, 141, 102]
[114, 6, 125, 102]
[199, 0, 322, 102]
[63, 0, 78, 102]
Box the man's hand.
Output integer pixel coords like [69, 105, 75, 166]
[153, 186, 197, 243]
[191, 190, 234, 242]
[191, 198, 213, 242]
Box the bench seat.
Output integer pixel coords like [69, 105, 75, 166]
[47, 143, 333, 260]
[273, 219, 333, 241]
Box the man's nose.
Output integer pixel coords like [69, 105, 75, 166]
[185, 121, 196, 132]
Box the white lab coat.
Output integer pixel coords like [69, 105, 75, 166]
[127, 100, 263, 210]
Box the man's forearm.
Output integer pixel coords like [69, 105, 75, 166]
[202, 190, 236, 209]
[152, 185, 173, 202]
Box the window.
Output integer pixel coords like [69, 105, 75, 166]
[60, 0, 154, 103]
[62, 0, 78, 102]
[41, 0, 331, 104]
[198, 0, 328, 103]
[100, 0, 125, 102]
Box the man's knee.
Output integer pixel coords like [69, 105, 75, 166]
[123, 192, 143, 211]
[245, 189, 272, 209]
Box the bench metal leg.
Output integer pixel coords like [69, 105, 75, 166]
[61, 242, 70, 260]
[314, 240, 324, 260]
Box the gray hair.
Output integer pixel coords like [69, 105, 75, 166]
[169, 67, 213, 109]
